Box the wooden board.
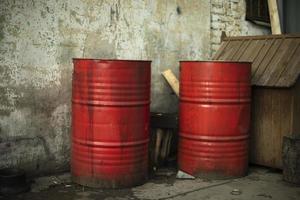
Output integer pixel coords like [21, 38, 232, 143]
[277, 43, 300, 86]
[268, 39, 300, 86]
[292, 78, 300, 136]
[239, 39, 264, 62]
[251, 39, 275, 79]
[234, 40, 252, 61]
[260, 38, 299, 86]
[268, 0, 282, 34]
[162, 69, 179, 97]
[218, 40, 243, 60]
[253, 38, 283, 84]
[213, 41, 229, 60]
[213, 34, 300, 87]
[250, 87, 293, 168]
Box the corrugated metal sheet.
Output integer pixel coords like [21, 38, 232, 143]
[213, 34, 300, 87]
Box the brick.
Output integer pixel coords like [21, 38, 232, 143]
[211, 6, 224, 14]
[211, 0, 223, 7]
[220, 16, 234, 22]
[211, 14, 221, 22]
[212, 30, 222, 38]
[211, 21, 226, 29]
[230, 2, 238, 10]
[228, 10, 240, 17]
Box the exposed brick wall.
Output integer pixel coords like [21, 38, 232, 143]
[210, 0, 270, 57]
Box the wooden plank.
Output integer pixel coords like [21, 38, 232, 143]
[223, 34, 300, 41]
[270, 89, 282, 168]
[238, 40, 255, 61]
[238, 40, 262, 62]
[228, 40, 245, 61]
[233, 40, 252, 61]
[250, 88, 293, 169]
[292, 79, 300, 136]
[213, 41, 229, 60]
[218, 40, 244, 60]
[260, 38, 296, 85]
[161, 69, 179, 97]
[268, 0, 282, 34]
[252, 39, 275, 80]
[253, 38, 283, 84]
[247, 40, 265, 61]
[226, 40, 244, 61]
[277, 43, 300, 87]
[250, 88, 273, 166]
[271, 89, 292, 168]
[213, 34, 300, 87]
[269, 39, 300, 86]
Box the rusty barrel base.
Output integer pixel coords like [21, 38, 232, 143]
[72, 175, 148, 189]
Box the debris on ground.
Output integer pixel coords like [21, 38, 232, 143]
[230, 189, 242, 195]
[155, 168, 176, 177]
[176, 170, 195, 179]
[231, 188, 242, 195]
[31, 173, 71, 192]
[257, 193, 272, 198]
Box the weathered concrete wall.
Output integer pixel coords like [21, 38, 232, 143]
[210, 0, 270, 56]
[0, 0, 211, 175]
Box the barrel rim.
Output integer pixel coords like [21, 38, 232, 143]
[72, 58, 152, 63]
[179, 60, 251, 64]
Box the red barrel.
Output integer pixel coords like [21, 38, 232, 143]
[71, 59, 151, 188]
[178, 61, 251, 178]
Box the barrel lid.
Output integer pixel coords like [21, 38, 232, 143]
[72, 58, 152, 62]
[179, 60, 251, 64]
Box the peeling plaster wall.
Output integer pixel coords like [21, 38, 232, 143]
[0, 0, 211, 175]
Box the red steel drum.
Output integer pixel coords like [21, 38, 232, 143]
[178, 61, 251, 178]
[71, 59, 151, 188]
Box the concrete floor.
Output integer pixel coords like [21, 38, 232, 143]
[1, 166, 299, 200]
